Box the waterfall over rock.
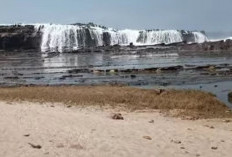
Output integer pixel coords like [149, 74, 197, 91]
[192, 32, 208, 43]
[0, 23, 208, 52]
[35, 24, 208, 52]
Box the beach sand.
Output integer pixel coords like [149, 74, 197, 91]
[0, 101, 232, 157]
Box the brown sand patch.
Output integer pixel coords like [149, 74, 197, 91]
[0, 85, 231, 118]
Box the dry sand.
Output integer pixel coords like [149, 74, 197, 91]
[0, 101, 232, 157]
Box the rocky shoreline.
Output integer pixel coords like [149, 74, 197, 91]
[0, 25, 41, 51]
[1, 24, 232, 53]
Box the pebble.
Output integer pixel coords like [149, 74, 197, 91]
[24, 134, 30, 137]
[112, 113, 124, 120]
[149, 120, 154, 123]
[143, 136, 152, 140]
[171, 140, 182, 144]
[28, 143, 42, 149]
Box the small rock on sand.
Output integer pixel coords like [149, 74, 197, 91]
[211, 146, 218, 150]
[112, 113, 124, 120]
[28, 143, 42, 149]
[204, 125, 215, 129]
[157, 89, 165, 94]
[149, 120, 154, 123]
[143, 136, 152, 140]
[171, 140, 182, 144]
[24, 134, 30, 137]
[223, 119, 231, 123]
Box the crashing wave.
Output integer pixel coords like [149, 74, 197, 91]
[33, 24, 208, 52]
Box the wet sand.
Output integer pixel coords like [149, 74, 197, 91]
[0, 101, 232, 157]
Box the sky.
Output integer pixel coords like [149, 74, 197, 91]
[0, 0, 231, 32]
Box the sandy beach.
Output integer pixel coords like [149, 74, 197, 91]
[1, 101, 232, 157]
[1, 1, 232, 157]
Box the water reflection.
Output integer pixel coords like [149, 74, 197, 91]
[43, 53, 104, 68]
[42, 53, 180, 70]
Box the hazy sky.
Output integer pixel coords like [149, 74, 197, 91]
[0, 0, 231, 31]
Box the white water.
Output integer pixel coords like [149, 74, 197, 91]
[1, 23, 209, 52]
[209, 37, 232, 42]
[35, 24, 81, 52]
[136, 30, 183, 45]
[192, 32, 208, 43]
[35, 24, 209, 52]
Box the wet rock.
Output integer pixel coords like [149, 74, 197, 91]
[160, 65, 183, 71]
[112, 113, 124, 120]
[0, 25, 41, 51]
[180, 40, 232, 52]
[228, 92, 232, 103]
[68, 69, 89, 74]
[28, 143, 42, 149]
[4, 76, 19, 79]
[35, 77, 44, 80]
[143, 136, 152, 140]
[130, 75, 136, 79]
[45, 52, 59, 58]
[59, 74, 83, 80]
[129, 42, 134, 48]
[160, 82, 170, 86]
[121, 69, 134, 73]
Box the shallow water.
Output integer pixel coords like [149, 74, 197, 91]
[0, 51, 232, 106]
